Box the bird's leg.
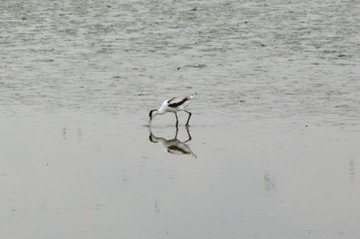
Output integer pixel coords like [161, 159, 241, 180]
[174, 125, 179, 139]
[174, 112, 179, 127]
[184, 110, 192, 126]
[183, 126, 192, 143]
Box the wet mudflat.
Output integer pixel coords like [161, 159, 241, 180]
[1, 0, 360, 238]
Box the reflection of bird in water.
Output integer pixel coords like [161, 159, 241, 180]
[148, 126, 197, 158]
[148, 93, 197, 127]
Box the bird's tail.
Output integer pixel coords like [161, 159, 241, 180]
[189, 92, 197, 99]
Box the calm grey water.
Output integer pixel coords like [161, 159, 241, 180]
[1, 1, 360, 238]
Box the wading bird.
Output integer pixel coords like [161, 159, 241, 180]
[148, 126, 197, 158]
[148, 93, 197, 126]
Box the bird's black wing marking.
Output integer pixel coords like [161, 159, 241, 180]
[168, 98, 188, 108]
[167, 145, 189, 154]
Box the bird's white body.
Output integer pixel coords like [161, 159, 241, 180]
[158, 96, 191, 113]
[148, 93, 197, 126]
[148, 127, 197, 158]
[153, 137, 196, 157]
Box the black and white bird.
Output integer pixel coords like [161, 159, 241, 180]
[148, 126, 197, 158]
[148, 92, 197, 126]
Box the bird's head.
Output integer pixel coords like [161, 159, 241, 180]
[149, 109, 158, 120]
[148, 109, 158, 126]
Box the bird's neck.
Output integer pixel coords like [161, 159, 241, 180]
[156, 109, 166, 115]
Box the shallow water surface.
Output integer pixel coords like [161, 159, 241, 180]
[1, 0, 360, 238]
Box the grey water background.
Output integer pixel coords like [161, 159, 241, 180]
[1, 0, 360, 238]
